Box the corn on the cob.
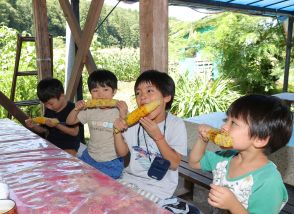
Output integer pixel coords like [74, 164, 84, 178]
[32, 117, 59, 125]
[85, 99, 118, 108]
[125, 100, 161, 126]
[114, 100, 161, 133]
[207, 128, 233, 148]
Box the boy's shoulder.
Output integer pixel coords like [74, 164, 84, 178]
[62, 101, 75, 112]
[254, 161, 283, 179]
[66, 101, 75, 108]
[46, 101, 74, 115]
[167, 112, 185, 124]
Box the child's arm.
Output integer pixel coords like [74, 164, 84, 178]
[66, 100, 85, 125]
[208, 184, 248, 214]
[189, 124, 213, 169]
[48, 121, 79, 137]
[113, 118, 129, 157]
[25, 118, 48, 134]
[139, 117, 181, 170]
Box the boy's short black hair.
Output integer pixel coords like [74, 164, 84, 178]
[227, 94, 293, 154]
[87, 69, 117, 91]
[37, 78, 64, 102]
[134, 70, 175, 110]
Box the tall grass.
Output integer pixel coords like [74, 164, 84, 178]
[171, 72, 242, 118]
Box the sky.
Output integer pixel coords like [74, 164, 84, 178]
[104, 0, 209, 22]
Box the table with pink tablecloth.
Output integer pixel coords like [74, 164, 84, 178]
[0, 119, 169, 213]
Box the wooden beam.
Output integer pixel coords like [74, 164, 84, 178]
[59, 0, 97, 73]
[65, 0, 104, 100]
[0, 91, 28, 127]
[140, 0, 168, 73]
[32, 0, 52, 80]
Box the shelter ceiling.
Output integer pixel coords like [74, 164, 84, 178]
[125, 0, 294, 17]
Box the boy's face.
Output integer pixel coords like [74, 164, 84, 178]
[221, 116, 256, 150]
[43, 95, 66, 112]
[90, 85, 116, 99]
[135, 82, 170, 122]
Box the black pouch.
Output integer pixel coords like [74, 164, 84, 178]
[147, 156, 171, 180]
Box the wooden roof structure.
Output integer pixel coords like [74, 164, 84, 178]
[0, 0, 169, 125]
[32, 0, 169, 101]
[0, 0, 293, 126]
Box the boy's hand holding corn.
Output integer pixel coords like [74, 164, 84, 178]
[198, 124, 233, 148]
[113, 117, 128, 133]
[75, 99, 120, 111]
[139, 116, 164, 143]
[113, 100, 161, 133]
[116, 100, 128, 119]
[74, 100, 86, 112]
[198, 124, 214, 143]
[44, 118, 60, 127]
[25, 118, 34, 129]
[31, 117, 60, 127]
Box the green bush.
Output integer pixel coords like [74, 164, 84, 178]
[0, 26, 41, 118]
[171, 72, 242, 118]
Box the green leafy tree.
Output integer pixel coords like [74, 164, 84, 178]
[94, 5, 139, 48]
[0, 0, 14, 26]
[0, 26, 17, 99]
[169, 19, 197, 60]
[0, 0, 32, 33]
[0, 0, 65, 36]
[46, 0, 66, 36]
[210, 13, 284, 93]
[169, 12, 293, 94]
[1, 1, 140, 48]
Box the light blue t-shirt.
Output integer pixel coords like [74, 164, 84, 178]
[200, 150, 288, 214]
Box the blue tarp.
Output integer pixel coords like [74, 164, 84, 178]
[170, 0, 294, 17]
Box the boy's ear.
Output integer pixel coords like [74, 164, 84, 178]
[254, 136, 270, 148]
[163, 95, 171, 103]
[59, 93, 65, 100]
[113, 89, 117, 96]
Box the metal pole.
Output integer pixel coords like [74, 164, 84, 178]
[65, 0, 85, 144]
[65, 0, 79, 91]
[283, 17, 293, 92]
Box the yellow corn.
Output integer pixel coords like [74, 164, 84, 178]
[114, 100, 161, 133]
[125, 100, 161, 126]
[85, 98, 118, 108]
[207, 128, 233, 148]
[32, 117, 59, 125]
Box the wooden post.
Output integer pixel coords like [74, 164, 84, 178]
[64, 0, 104, 100]
[32, 0, 52, 80]
[59, 0, 97, 74]
[139, 0, 168, 73]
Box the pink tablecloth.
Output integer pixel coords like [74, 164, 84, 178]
[0, 119, 169, 214]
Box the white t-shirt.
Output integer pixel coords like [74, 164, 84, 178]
[122, 112, 187, 199]
[78, 108, 119, 162]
